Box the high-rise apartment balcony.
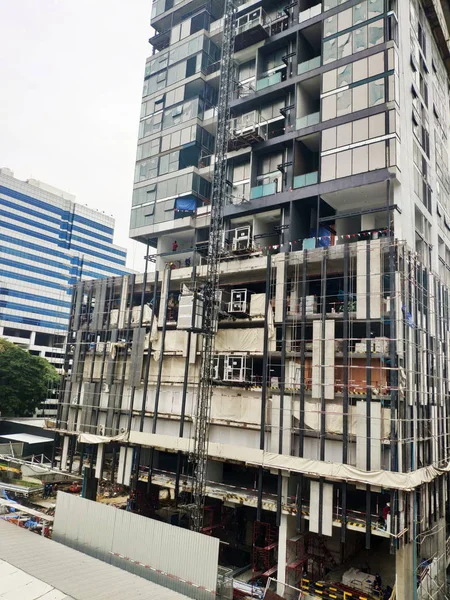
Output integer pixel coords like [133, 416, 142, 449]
[298, 55, 321, 74]
[256, 71, 283, 91]
[250, 181, 277, 199]
[299, 2, 322, 23]
[296, 112, 320, 129]
[293, 171, 319, 188]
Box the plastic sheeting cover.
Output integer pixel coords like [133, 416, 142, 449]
[128, 430, 450, 491]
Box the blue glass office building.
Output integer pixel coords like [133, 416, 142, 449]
[0, 168, 130, 370]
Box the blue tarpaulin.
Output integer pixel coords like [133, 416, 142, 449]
[175, 198, 197, 212]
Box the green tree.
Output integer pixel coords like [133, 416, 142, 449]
[0, 338, 60, 417]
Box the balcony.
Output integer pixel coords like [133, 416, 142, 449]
[299, 3, 322, 23]
[298, 56, 321, 75]
[296, 112, 320, 130]
[256, 71, 282, 91]
[250, 182, 277, 199]
[293, 171, 318, 188]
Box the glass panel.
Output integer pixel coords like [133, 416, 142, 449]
[369, 79, 385, 106]
[337, 33, 352, 59]
[368, 0, 384, 18]
[368, 20, 384, 47]
[353, 2, 367, 25]
[336, 90, 352, 116]
[323, 39, 337, 64]
[293, 172, 318, 188]
[324, 15, 337, 37]
[353, 26, 368, 53]
[250, 182, 277, 199]
[337, 64, 352, 87]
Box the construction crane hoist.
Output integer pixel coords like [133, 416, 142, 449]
[189, 0, 237, 532]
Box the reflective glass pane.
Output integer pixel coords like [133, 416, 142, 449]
[353, 26, 368, 53]
[369, 79, 385, 106]
[324, 15, 337, 37]
[353, 2, 367, 25]
[323, 39, 337, 64]
[337, 64, 352, 87]
[368, 0, 384, 18]
[368, 20, 384, 46]
[336, 90, 352, 116]
[337, 33, 352, 59]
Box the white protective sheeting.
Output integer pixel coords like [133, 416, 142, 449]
[128, 430, 450, 491]
[215, 321, 275, 353]
[53, 493, 219, 595]
[77, 432, 129, 445]
[249, 293, 265, 316]
[116, 446, 133, 486]
[356, 401, 381, 470]
[153, 329, 189, 360]
[309, 481, 333, 537]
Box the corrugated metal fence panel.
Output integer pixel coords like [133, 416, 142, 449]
[53, 493, 219, 598]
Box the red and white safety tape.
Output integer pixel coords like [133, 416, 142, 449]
[109, 552, 217, 594]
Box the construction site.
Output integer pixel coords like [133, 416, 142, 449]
[45, 0, 450, 597]
[51, 235, 450, 599]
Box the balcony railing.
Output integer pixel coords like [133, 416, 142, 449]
[299, 3, 322, 22]
[293, 171, 318, 188]
[256, 71, 282, 91]
[250, 182, 277, 199]
[296, 112, 320, 129]
[298, 56, 321, 74]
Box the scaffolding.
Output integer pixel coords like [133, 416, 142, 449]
[53, 237, 450, 599]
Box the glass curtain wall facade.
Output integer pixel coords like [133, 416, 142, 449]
[0, 168, 130, 371]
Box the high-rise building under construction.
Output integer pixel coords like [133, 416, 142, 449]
[55, 0, 450, 598]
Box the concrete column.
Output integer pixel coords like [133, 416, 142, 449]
[361, 213, 375, 231]
[95, 443, 105, 480]
[60, 435, 70, 471]
[277, 476, 296, 595]
[395, 541, 414, 600]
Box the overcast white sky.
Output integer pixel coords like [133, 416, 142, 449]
[0, 0, 150, 270]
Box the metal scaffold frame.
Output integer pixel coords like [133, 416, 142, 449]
[189, 0, 236, 533]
